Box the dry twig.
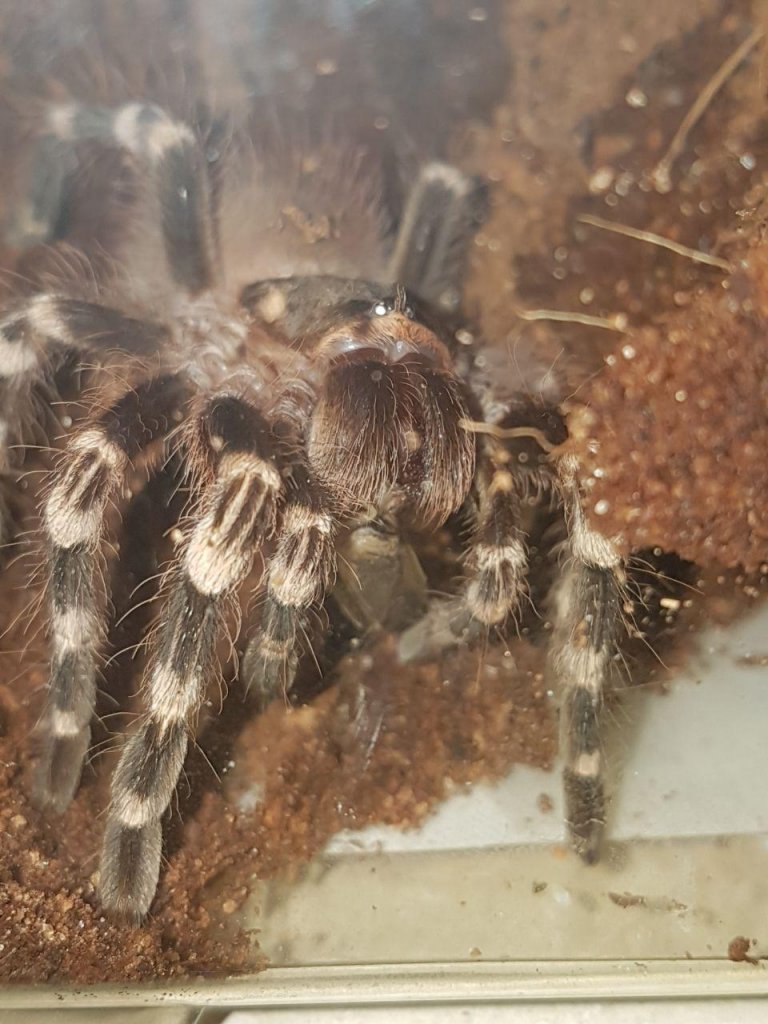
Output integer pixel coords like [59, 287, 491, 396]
[651, 26, 764, 193]
[577, 213, 732, 271]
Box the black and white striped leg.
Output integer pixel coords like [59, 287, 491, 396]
[464, 440, 529, 629]
[36, 374, 187, 812]
[99, 392, 281, 921]
[46, 102, 214, 293]
[552, 455, 625, 863]
[0, 295, 72, 405]
[397, 439, 527, 663]
[0, 295, 165, 568]
[242, 463, 336, 710]
[0, 294, 166, 367]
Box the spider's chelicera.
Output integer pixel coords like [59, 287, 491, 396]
[0, 101, 626, 921]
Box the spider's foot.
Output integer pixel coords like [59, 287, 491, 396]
[99, 818, 162, 924]
[242, 592, 306, 710]
[32, 727, 90, 813]
[397, 597, 484, 663]
[333, 675, 389, 771]
[242, 632, 299, 711]
[564, 767, 605, 865]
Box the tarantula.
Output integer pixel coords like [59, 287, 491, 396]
[0, 99, 626, 922]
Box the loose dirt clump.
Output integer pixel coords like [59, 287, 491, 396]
[571, 238, 768, 570]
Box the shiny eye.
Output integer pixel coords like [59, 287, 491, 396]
[370, 296, 416, 320]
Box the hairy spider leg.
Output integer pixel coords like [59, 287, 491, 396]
[551, 454, 626, 862]
[388, 161, 481, 313]
[37, 371, 189, 811]
[242, 473, 336, 708]
[99, 391, 281, 921]
[43, 102, 216, 293]
[396, 424, 545, 663]
[0, 103, 214, 552]
[464, 435, 530, 628]
[0, 296, 166, 556]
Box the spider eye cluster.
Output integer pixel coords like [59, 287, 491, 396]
[370, 295, 416, 320]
